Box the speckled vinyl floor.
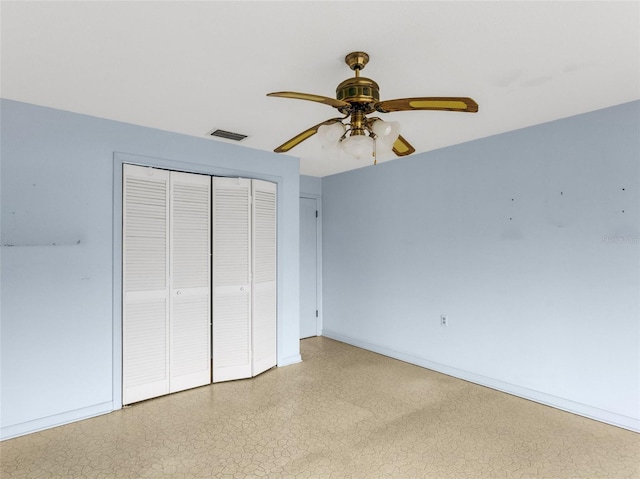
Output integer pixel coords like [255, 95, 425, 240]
[2, 337, 639, 478]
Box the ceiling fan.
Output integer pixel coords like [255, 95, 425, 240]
[267, 51, 478, 163]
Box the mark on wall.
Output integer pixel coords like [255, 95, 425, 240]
[522, 75, 555, 88]
[544, 189, 582, 228]
[604, 185, 639, 240]
[2, 240, 82, 247]
[602, 235, 639, 245]
[501, 196, 523, 240]
[493, 69, 523, 88]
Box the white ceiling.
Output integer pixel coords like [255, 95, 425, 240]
[2, 1, 638, 177]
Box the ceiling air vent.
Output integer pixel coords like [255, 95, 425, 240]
[208, 129, 248, 141]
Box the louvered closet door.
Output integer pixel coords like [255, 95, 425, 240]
[123, 165, 170, 404]
[252, 180, 277, 376]
[212, 178, 252, 382]
[169, 172, 211, 393]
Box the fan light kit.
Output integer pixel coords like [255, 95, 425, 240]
[267, 51, 478, 164]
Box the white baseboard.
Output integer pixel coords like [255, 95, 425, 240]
[1, 402, 114, 441]
[322, 330, 640, 433]
[3, 354, 304, 441]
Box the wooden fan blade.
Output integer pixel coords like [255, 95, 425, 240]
[392, 135, 416, 156]
[376, 97, 478, 113]
[267, 91, 350, 109]
[274, 118, 343, 153]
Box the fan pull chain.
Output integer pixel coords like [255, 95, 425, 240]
[373, 137, 378, 165]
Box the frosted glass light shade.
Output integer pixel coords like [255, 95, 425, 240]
[341, 135, 374, 160]
[318, 123, 345, 158]
[318, 122, 346, 143]
[371, 119, 392, 137]
[372, 120, 400, 151]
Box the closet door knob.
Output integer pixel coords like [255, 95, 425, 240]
[176, 290, 182, 295]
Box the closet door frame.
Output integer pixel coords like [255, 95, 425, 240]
[299, 192, 323, 338]
[113, 153, 286, 409]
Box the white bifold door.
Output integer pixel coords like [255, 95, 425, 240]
[211, 178, 277, 382]
[250, 180, 277, 377]
[123, 165, 276, 405]
[123, 165, 211, 405]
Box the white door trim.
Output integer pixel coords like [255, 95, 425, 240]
[300, 193, 322, 337]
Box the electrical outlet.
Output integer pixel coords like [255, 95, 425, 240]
[440, 315, 448, 327]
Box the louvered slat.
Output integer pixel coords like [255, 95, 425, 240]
[124, 301, 168, 386]
[213, 294, 251, 367]
[214, 184, 250, 287]
[171, 297, 210, 380]
[171, 179, 211, 289]
[124, 174, 167, 292]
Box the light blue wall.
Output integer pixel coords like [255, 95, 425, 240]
[322, 101, 640, 432]
[300, 175, 321, 197]
[0, 99, 301, 439]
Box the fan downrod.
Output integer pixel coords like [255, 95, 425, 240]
[345, 52, 369, 72]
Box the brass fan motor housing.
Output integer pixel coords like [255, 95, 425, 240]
[336, 76, 380, 110]
[336, 51, 379, 112]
